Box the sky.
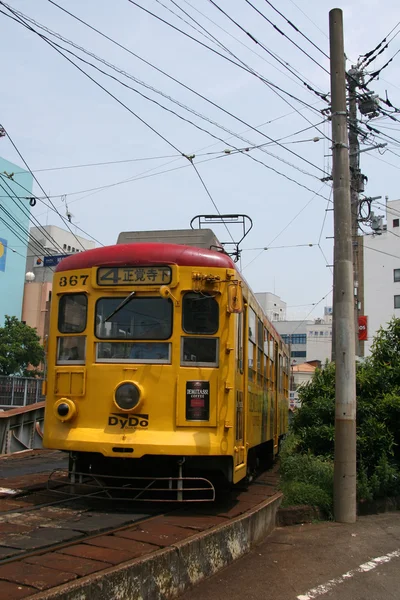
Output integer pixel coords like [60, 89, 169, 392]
[1, 0, 399, 320]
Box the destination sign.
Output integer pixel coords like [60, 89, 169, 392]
[97, 266, 172, 286]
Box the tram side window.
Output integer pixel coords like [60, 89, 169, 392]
[248, 308, 257, 381]
[182, 293, 219, 334]
[237, 312, 243, 373]
[58, 294, 87, 333]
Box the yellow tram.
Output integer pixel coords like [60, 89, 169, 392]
[43, 227, 289, 500]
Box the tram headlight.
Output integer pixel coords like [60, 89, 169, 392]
[114, 382, 141, 411]
[54, 398, 77, 422]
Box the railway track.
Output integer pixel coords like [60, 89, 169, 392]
[0, 462, 280, 570]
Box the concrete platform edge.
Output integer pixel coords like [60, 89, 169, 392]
[25, 492, 282, 600]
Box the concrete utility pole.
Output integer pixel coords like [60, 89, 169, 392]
[329, 8, 357, 524]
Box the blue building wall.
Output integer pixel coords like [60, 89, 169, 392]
[0, 157, 33, 324]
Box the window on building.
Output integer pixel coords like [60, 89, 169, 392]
[280, 333, 306, 345]
[291, 351, 307, 358]
[67, 245, 71, 251]
[395, 295, 400, 309]
[319, 331, 324, 336]
[394, 269, 400, 282]
[394, 219, 399, 228]
[72, 247, 75, 252]
[63, 244, 67, 250]
[292, 334, 307, 345]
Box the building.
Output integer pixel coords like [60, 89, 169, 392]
[0, 157, 33, 324]
[254, 292, 287, 322]
[274, 307, 332, 364]
[362, 199, 400, 355]
[22, 225, 95, 339]
[289, 362, 316, 408]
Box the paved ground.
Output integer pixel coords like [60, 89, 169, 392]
[179, 512, 400, 600]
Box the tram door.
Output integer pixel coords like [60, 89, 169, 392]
[234, 304, 247, 478]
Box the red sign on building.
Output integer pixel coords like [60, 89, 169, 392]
[358, 316, 368, 341]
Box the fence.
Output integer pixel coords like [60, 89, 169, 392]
[0, 376, 45, 408]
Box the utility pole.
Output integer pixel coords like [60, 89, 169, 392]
[329, 8, 357, 523]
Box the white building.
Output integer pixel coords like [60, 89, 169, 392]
[22, 225, 95, 339]
[26, 225, 95, 284]
[255, 292, 287, 322]
[363, 199, 400, 355]
[274, 308, 332, 364]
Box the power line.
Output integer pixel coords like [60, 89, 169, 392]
[261, 0, 329, 59]
[0, 173, 105, 248]
[0, 182, 57, 264]
[0, 123, 87, 251]
[360, 21, 400, 68]
[290, 288, 333, 335]
[206, 0, 329, 101]
[44, 0, 330, 171]
[0, 174, 66, 254]
[3, 9, 234, 240]
[179, 0, 326, 96]
[365, 49, 400, 85]
[243, 0, 329, 73]
[126, 0, 328, 109]
[16, 153, 182, 173]
[287, 0, 328, 39]
[242, 184, 327, 270]
[46, 0, 323, 117]
[363, 244, 400, 261]
[4, 3, 331, 184]
[1, 7, 332, 205]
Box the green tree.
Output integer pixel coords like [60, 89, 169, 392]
[284, 317, 400, 504]
[0, 316, 45, 377]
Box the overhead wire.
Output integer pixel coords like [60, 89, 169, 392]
[0, 173, 106, 247]
[365, 49, 400, 85]
[0, 173, 66, 254]
[289, 288, 333, 336]
[178, 0, 326, 96]
[243, 0, 329, 73]
[1, 5, 332, 205]
[242, 183, 327, 271]
[0, 123, 87, 252]
[0, 182, 57, 266]
[205, 0, 329, 101]
[360, 21, 400, 68]
[43, 0, 330, 171]
[126, 0, 329, 109]
[261, 0, 329, 59]
[1, 7, 236, 243]
[24, 26, 327, 181]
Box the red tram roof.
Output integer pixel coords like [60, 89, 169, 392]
[55, 242, 236, 272]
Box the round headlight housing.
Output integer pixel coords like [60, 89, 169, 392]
[54, 398, 77, 422]
[114, 382, 141, 411]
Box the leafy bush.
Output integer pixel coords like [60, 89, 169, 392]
[279, 439, 334, 516]
[282, 318, 400, 508]
[280, 482, 333, 517]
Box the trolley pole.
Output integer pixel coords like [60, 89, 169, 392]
[329, 8, 357, 523]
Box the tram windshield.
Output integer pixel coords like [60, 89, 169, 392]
[95, 297, 172, 340]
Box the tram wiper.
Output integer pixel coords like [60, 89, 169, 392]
[104, 291, 136, 322]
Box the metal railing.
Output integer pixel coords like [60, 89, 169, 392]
[0, 376, 45, 408]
